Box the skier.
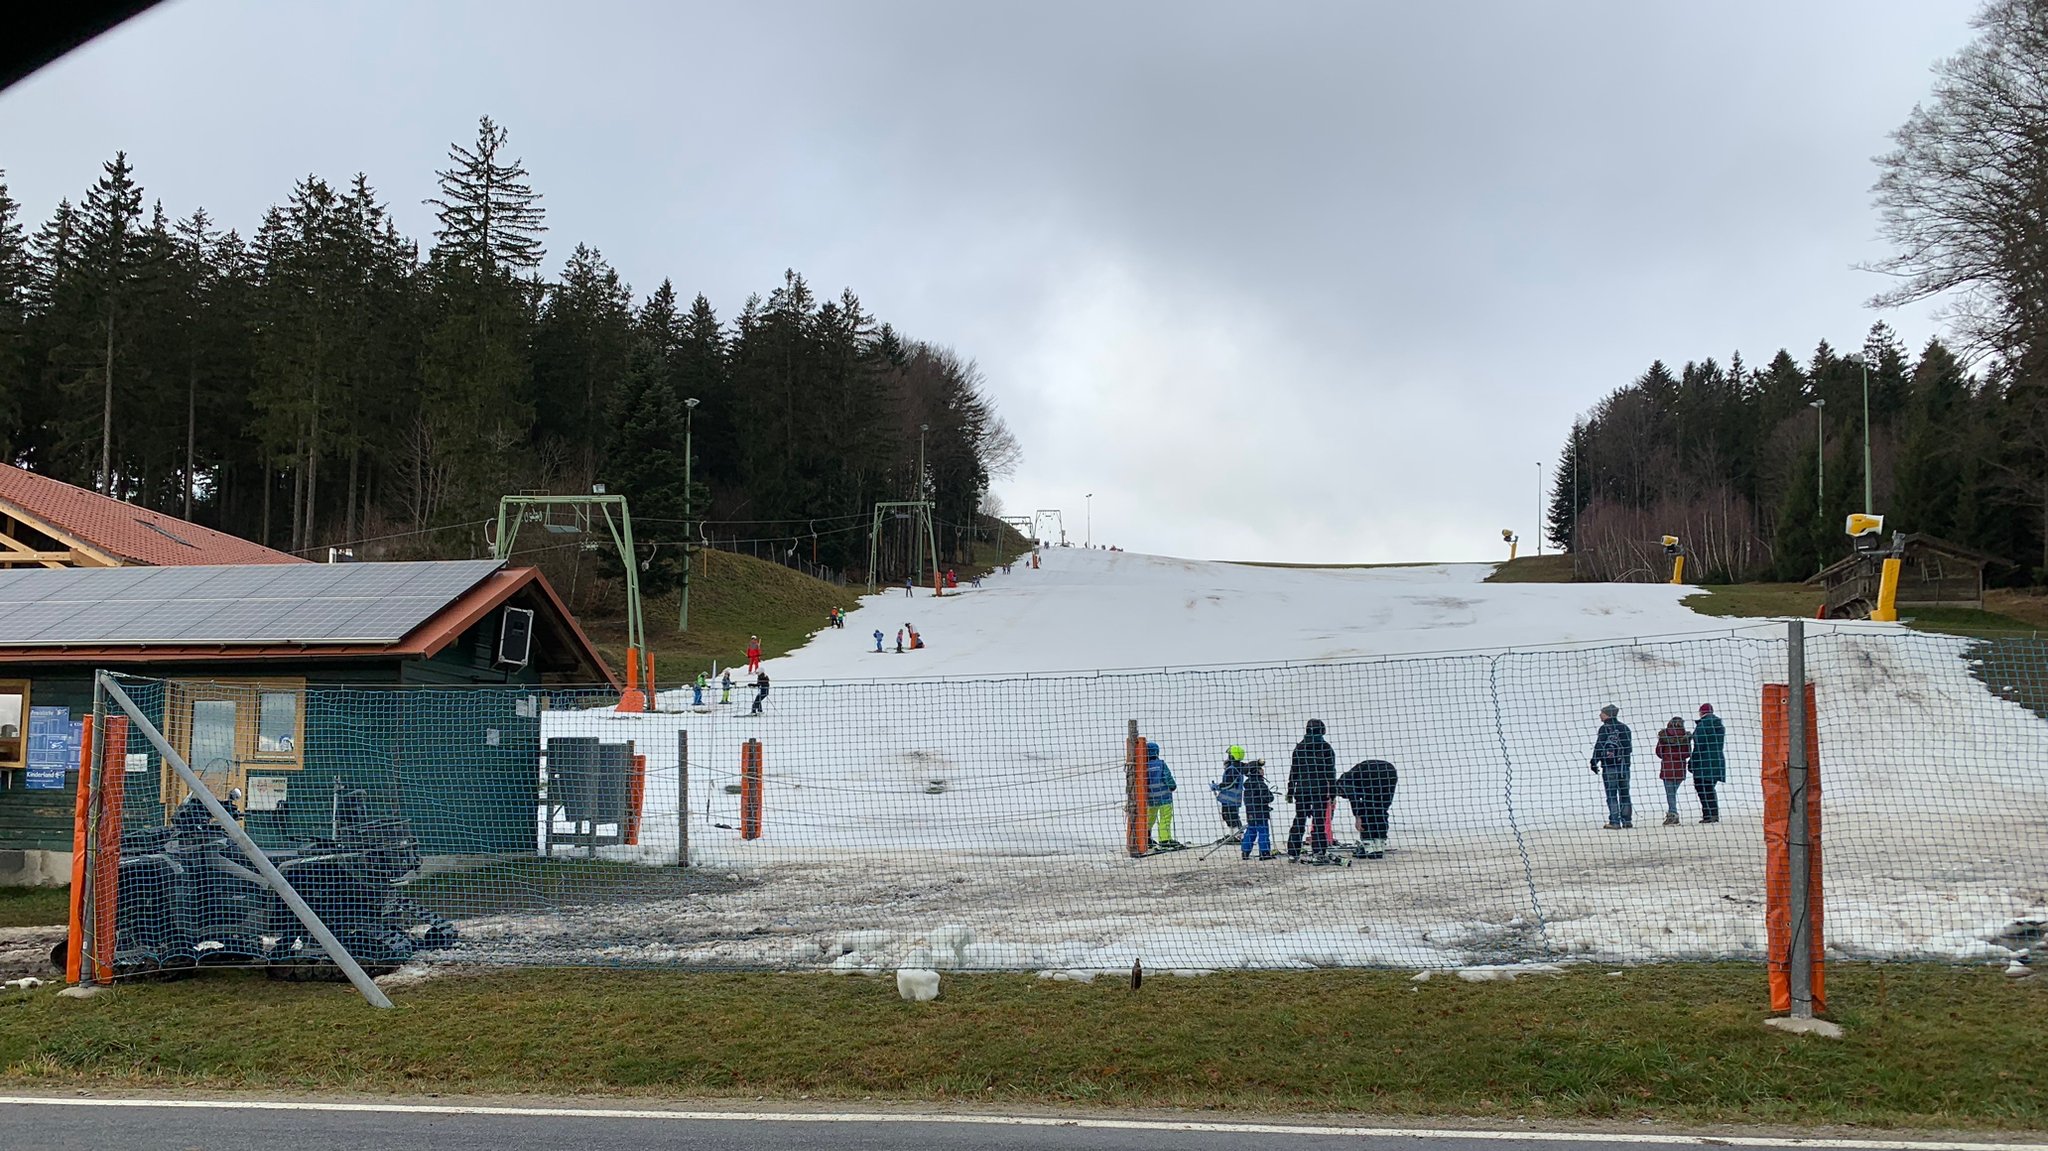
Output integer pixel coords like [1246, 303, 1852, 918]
[1144, 740, 1182, 850]
[691, 671, 708, 708]
[895, 628, 905, 653]
[1655, 716, 1691, 825]
[873, 628, 885, 653]
[720, 670, 734, 705]
[1285, 719, 1339, 861]
[1691, 703, 1727, 823]
[746, 635, 762, 674]
[907, 624, 924, 650]
[1239, 761, 1276, 860]
[1589, 704, 1634, 829]
[751, 671, 770, 715]
[904, 574, 914, 597]
[946, 568, 958, 589]
[1335, 758, 1399, 859]
[1210, 745, 1258, 841]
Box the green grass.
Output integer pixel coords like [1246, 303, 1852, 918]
[1, 964, 2041, 1128]
[0, 887, 69, 929]
[1484, 555, 1575, 583]
[582, 549, 860, 680]
[1682, 583, 1824, 619]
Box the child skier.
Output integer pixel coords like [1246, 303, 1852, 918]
[1145, 740, 1182, 850]
[873, 629, 885, 653]
[691, 671, 707, 708]
[719, 670, 734, 705]
[1240, 762, 1275, 860]
[895, 628, 905, 653]
[1210, 745, 1260, 842]
[751, 672, 770, 715]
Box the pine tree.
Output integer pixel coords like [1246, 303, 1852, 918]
[427, 115, 546, 276]
[533, 243, 632, 486]
[0, 173, 27, 460]
[1545, 422, 1585, 552]
[71, 152, 145, 491]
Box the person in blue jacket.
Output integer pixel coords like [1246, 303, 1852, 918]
[1239, 762, 1276, 860]
[1145, 740, 1182, 850]
[1210, 745, 1258, 841]
[873, 628, 885, 653]
[1589, 703, 1634, 829]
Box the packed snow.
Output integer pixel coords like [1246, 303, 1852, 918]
[472, 547, 2048, 974]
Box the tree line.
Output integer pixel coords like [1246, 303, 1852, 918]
[1546, 0, 2048, 585]
[0, 115, 1019, 593]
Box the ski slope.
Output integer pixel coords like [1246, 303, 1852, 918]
[494, 547, 2048, 974]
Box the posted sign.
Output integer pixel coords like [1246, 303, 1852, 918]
[25, 706, 78, 790]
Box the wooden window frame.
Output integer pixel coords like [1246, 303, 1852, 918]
[163, 678, 307, 811]
[0, 678, 29, 772]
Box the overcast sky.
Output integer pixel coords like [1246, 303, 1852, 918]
[0, 0, 1978, 562]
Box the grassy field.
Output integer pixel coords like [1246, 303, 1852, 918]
[1, 964, 2039, 1128]
[1682, 583, 2042, 635]
[0, 887, 68, 929]
[1484, 555, 1574, 583]
[579, 549, 859, 681]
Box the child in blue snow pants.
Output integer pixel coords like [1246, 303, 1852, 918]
[1240, 823, 1271, 859]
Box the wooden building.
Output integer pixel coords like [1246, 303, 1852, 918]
[1811, 533, 2000, 620]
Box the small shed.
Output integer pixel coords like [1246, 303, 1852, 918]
[0, 560, 617, 883]
[1810, 533, 2000, 619]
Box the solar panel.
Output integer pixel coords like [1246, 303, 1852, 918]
[0, 560, 505, 647]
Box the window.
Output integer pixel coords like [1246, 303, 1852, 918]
[0, 680, 27, 771]
[190, 698, 237, 797]
[256, 690, 297, 755]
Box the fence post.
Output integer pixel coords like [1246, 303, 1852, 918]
[1786, 619, 1815, 1019]
[65, 711, 95, 986]
[1125, 720, 1147, 857]
[91, 715, 127, 987]
[741, 738, 763, 840]
[677, 731, 689, 868]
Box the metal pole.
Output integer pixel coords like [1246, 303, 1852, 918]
[1785, 619, 1814, 1020]
[677, 730, 689, 869]
[1569, 425, 1578, 559]
[77, 676, 108, 985]
[916, 424, 928, 586]
[1860, 361, 1873, 513]
[1813, 399, 1826, 524]
[1535, 462, 1543, 556]
[1086, 493, 1092, 548]
[680, 398, 698, 631]
[98, 673, 394, 1009]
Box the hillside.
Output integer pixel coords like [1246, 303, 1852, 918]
[578, 549, 858, 681]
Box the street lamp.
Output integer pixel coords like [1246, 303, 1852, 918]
[1534, 462, 1543, 556]
[916, 423, 929, 584]
[1858, 356, 1873, 513]
[1811, 397, 1826, 518]
[1086, 493, 1093, 548]
[679, 397, 699, 631]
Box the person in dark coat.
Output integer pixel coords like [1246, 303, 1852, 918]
[1240, 763, 1276, 860]
[1691, 702, 1727, 823]
[1336, 758, 1399, 858]
[1285, 719, 1338, 859]
[751, 672, 770, 714]
[1589, 704, 1633, 829]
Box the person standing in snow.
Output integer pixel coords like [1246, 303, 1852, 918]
[895, 628, 905, 653]
[1285, 719, 1339, 860]
[1335, 758, 1399, 858]
[751, 672, 770, 715]
[873, 628, 885, 653]
[1691, 703, 1727, 823]
[720, 670, 734, 705]
[1589, 704, 1634, 829]
[1144, 740, 1181, 850]
[746, 635, 762, 674]
[1240, 762, 1276, 860]
[904, 574, 914, 596]
[1655, 716, 1691, 825]
[1211, 745, 1256, 841]
[691, 671, 707, 708]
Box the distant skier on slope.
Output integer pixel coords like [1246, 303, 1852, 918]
[895, 628, 905, 653]
[1286, 719, 1339, 862]
[1335, 758, 1399, 859]
[746, 635, 763, 674]
[751, 672, 770, 715]
[1239, 762, 1275, 860]
[720, 670, 734, 705]
[691, 671, 708, 708]
[1145, 740, 1182, 850]
[873, 628, 885, 653]
[1589, 704, 1634, 829]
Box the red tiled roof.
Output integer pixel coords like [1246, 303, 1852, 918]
[0, 463, 304, 567]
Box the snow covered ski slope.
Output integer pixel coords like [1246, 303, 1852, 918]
[498, 548, 2047, 975]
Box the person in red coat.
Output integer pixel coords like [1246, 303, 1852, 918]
[746, 635, 762, 673]
[1654, 716, 1691, 826]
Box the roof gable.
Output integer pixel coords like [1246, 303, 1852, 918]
[0, 463, 303, 567]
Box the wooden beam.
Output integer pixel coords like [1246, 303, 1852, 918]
[0, 533, 74, 568]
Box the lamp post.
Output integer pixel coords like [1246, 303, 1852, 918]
[679, 397, 699, 630]
[1811, 397, 1826, 519]
[1086, 493, 1093, 548]
[1858, 356, 1873, 513]
[1534, 462, 1543, 556]
[916, 423, 928, 584]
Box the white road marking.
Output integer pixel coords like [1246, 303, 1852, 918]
[0, 1096, 2041, 1149]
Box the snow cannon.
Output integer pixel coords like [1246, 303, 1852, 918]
[1846, 513, 1885, 552]
[1661, 536, 1686, 585]
[1501, 529, 1518, 562]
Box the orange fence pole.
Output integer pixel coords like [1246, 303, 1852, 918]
[625, 752, 646, 846]
[91, 715, 128, 985]
[1125, 721, 1148, 857]
[65, 714, 95, 985]
[617, 645, 647, 713]
[740, 738, 763, 840]
[1762, 682, 1824, 1013]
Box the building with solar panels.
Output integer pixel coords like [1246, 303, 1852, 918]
[0, 560, 617, 884]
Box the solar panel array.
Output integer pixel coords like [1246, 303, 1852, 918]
[0, 560, 505, 646]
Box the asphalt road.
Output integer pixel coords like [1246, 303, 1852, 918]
[2, 1098, 2042, 1151]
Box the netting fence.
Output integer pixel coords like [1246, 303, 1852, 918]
[69, 625, 2048, 985]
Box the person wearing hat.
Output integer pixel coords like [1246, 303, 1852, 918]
[1691, 703, 1727, 823]
[1211, 745, 1260, 842]
[1286, 719, 1339, 860]
[1655, 716, 1692, 825]
[1239, 761, 1277, 860]
[1589, 704, 1634, 829]
[1144, 740, 1182, 850]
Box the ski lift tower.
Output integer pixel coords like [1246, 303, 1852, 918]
[867, 499, 941, 594]
[1032, 508, 1066, 547]
[494, 491, 650, 706]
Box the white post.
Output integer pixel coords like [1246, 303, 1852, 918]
[98, 673, 394, 1009]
